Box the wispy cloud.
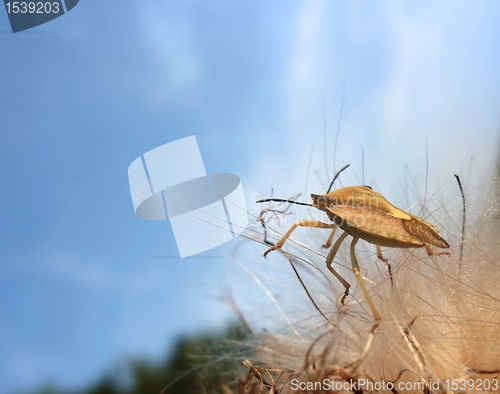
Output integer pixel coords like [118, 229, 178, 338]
[134, 3, 203, 107]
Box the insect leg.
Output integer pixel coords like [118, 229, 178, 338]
[376, 245, 393, 286]
[376, 245, 387, 262]
[424, 245, 450, 257]
[322, 227, 337, 249]
[263, 220, 337, 257]
[350, 238, 381, 328]
[349, 237, 381, 370]
[325, 231, 350, 305]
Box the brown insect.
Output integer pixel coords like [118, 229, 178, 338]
[257, 168, 450, 367]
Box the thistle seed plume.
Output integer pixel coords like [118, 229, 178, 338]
[230, 174, 500, 394]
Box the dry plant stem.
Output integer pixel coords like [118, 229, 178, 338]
[468, 368, 500, 375]
[303, 330, 333, 371]
[219, 295, 254, 335]
[402, 316, 428, 373]
[282, 250, 330, 323]
[258, 205, 330, 323]
[331, 83, 346, 183]
[239, 360, 293, 394]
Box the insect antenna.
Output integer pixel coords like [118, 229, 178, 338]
[256, 198, 312, 207]
[454, 173, 466, 269]
[326, 163, 350, 193]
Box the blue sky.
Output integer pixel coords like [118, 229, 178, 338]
[1, 1, 500, 392]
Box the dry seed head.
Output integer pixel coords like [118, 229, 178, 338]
[231, 175, 500, 394]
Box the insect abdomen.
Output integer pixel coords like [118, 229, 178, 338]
[403, 214, 450, 249]
[326, 206, 425, 248]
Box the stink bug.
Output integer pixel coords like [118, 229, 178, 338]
[256, 167, 450, 366]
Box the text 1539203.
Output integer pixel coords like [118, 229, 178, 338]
[5, 2, 60, 14]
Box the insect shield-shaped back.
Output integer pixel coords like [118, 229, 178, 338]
[311, 186, 449, 250]
[311, 186, 410, 225]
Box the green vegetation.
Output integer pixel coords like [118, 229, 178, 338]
[26, 323, 250, 394]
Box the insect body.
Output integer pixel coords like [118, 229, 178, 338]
[312, 186, 449, 252]
[257, 184, 449, 366]
[261, 186, 449, 264]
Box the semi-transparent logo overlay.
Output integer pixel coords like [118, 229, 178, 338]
[128, 136, 248, 257]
